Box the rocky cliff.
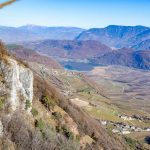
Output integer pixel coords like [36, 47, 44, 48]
[0, 55, 33, 112]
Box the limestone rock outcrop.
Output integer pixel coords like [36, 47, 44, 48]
[0, 56, 33, 112]
[0, 120, 3, 137]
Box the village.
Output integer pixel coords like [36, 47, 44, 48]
[100, 114, 150, 135]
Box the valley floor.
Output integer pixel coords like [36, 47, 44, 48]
[87, 65, 150, 116]
[86, 65, 150, 148]
[29, 62, 150, 148]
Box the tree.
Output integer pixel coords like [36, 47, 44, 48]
[0, 0, 18, 9]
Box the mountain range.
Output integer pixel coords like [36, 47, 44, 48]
[0, 24, 150, 149]
[89, 48, 150, 70]
[20, 40, 111, 59]
[0, 25, 85, 43]
[7, 44, 62, 69]
[1, 24, 150, 70]
[0, 25, 150, 51]
[18, 39, 150, 70]
[76, 25, 150, 50]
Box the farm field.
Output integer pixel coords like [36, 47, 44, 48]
[29, 62, 150, 148]
[87, 65, 150, 116]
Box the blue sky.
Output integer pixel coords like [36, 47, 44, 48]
[0, 0, 149, 28]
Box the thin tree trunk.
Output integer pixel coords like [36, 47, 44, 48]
[0, 0, 17, 9]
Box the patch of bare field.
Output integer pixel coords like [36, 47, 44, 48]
[70, 98, 89, 107]
[91, 66, 112, 78]
[87, 65, 150, 116]
[128, 131, 150, 139]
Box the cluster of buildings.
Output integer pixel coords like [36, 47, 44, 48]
[100, 118, 150, 135]
[132, 115, 150, 121]
[111, 122, 142, 135]
[118, 115, 135, 121]
[118, 114, 150, 122]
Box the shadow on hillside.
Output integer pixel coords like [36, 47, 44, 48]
[145, 136, 150, 145]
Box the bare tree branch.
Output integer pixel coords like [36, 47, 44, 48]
[0, 0, 18, 9]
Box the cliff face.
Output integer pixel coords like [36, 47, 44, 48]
[0, 56, 33, 112]
[0, 120, 3, 138]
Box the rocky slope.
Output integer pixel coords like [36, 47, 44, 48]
[0, 44, 33, 112]
[0, 42, 131, 150]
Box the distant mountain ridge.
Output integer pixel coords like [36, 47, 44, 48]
[1, 24, 150, 70]
[19, 39, 150, 70]
[0, 25, 85, 43]
[89, 48, 150, 70]
[76, 25, 150, 50]
[21, 39, 112, 59]
[7, 44, 62, 69]
[1, 24, 150, 50]
[0, 24, 150, 49]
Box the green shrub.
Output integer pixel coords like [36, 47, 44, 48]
[52, 112, 62, 120]
[62, 125, 74, 140]
[25, 100, 31, 110]
[59, 139, 80, 150]
[35, 119, 57, 140]
[35, 119, 45, 131]
[125, 137, 137, 149]
[77, 87, 92, 93]
[31, 107, 38, 117]
[0, 97, 4, 110]
[43, 125, 57, 140]
[41, 95, 56, 110]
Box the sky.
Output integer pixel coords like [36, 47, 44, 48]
[0, 0, 150, 29]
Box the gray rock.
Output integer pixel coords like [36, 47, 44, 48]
[0, 57, 33, 112]
[0, 120, 3, 137]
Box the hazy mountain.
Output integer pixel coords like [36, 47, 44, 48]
[0, 25, 85, 43]
[20, 39, 150, 70]
[1, 25, 150, 50]
[7, 44, 62, 69]
[1, 24, 150, 70]
[130, 29, 150, 45]
[89, 48, 150, 70]
[21, 40, 112, 59]
[76, 25, 150, 49]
